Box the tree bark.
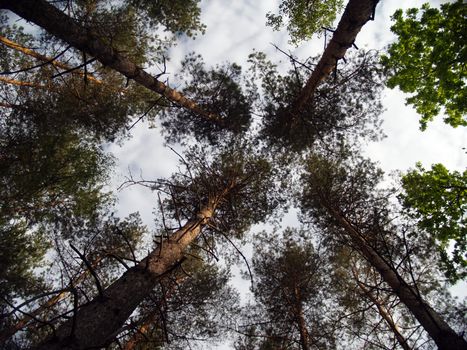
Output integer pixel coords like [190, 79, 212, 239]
[0, 35, 102, 85]
[32, 199, 222, 350]
[0, 76, 46, 88]
[0, 0, 222, 125]
[293, 286, 310, 350]
[323, 203, 467, 350]
[123, 275, 187, 350]
[292, 0, 379, 114]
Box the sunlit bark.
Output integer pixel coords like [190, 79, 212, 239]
[292, 0, 379, 114]
[0, 35, 102, 84]
[0, 76, 46, 88]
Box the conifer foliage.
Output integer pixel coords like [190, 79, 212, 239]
[0, 0, 465, 349]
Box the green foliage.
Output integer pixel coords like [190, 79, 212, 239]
[236, 229, 337, 349]
[381, 1, 467, 129]
[80, 4, 156, 65]
[162, 54, 252, 145]
[0, 128, 112, 225]
[248, 51, 384, 153]
[129, 0, 205, 38]
[74, 0, 205, 60]
[400, 163, 467, 282]
[158, 144, 283, 242]
[299, 151, 388, 237]
[0, 220, 48, 310]
[299, 153, 466, 346]
[266, 0, 343, 45]
[0, 25, 162, 143]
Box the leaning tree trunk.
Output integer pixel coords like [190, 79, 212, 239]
[0, 0, 222, 125]
[32, 196, 225, 350]
[322, 202, 467, 350]
[123, 274, 187, 350]
[292, 0, 379, 114]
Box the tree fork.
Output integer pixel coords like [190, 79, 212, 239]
[0, 0, 223, 125]
[292, 0, 380, 114]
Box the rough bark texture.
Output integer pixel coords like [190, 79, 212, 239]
[32, 203, 217, 350]
[0, 0, 222, 124]
[292, 0, 379, 114]
[123, 274, 187, 350]
[326, 205, 467, 350]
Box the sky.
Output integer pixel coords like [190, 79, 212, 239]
[104, 1, 466, 348]
[110, 0, 466, 224]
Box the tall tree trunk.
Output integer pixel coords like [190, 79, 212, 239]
[293, 286, 310, 350]
[123, 275, 187, 350]
[32, 197, 224, 350]
[292, 0, 379, 114]
[0, 0, 222, 125]
[322, 202, 467, 350]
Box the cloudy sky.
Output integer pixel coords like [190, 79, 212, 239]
[110, 0, 465, 231]
[106, 1, 465, 347]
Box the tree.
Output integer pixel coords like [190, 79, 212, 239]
[128, 0, 205, 38]
[1, 1, 464, 349]
[118, 258, 238, 350]
[248, 50, 383, 152]
[161, 54, 252, 145]
[381, 1, 467, 129]
[236, 229, 337, 350]
[0, 17, 166, 142]
[28, 145, 280, 349]
[291, 0, 380, 114]
[0, 221, 48, 322]
[330, 246, 425, 349]
[299, 152, 467, 349]
[400, 163, 467, 282]
[266, 0, 343, 45]
[0, 210, 146, 347]
[0, 0, 223, 124]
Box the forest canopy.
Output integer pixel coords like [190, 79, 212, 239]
[0, 0, 465, 349]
